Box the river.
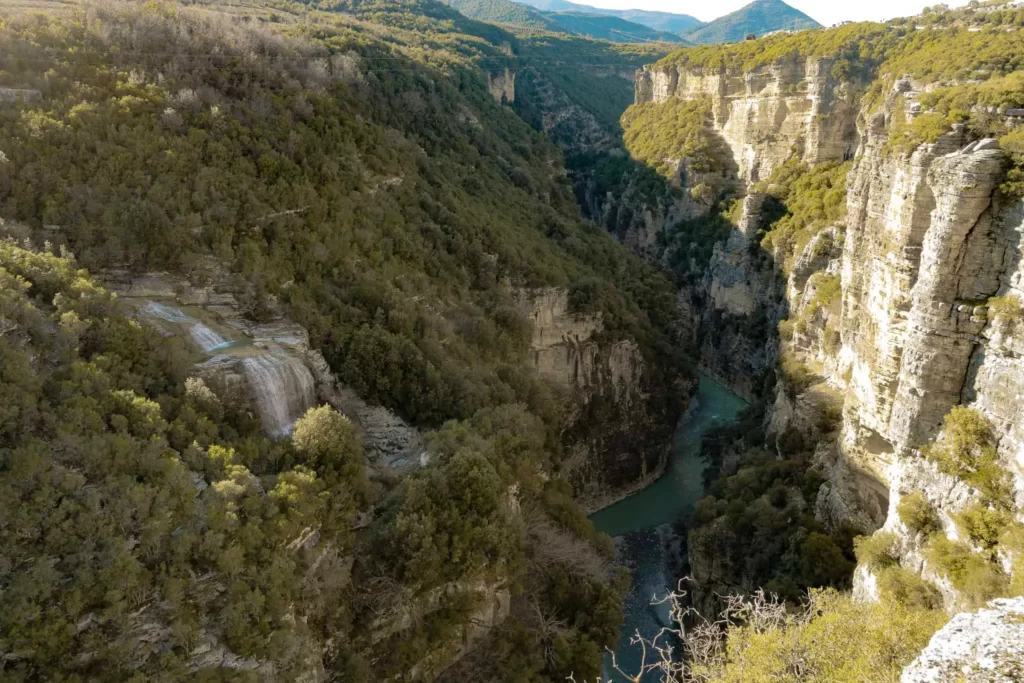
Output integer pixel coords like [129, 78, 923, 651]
[590, 376, 748, 682]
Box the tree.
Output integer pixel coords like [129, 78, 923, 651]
[292, 404, 362, 477]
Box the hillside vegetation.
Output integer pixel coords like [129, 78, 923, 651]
[517, 0, 703, 34]
[682, 0, 820, 45]
[444, 0, 567, 31]
[0, 1, 688, 680]
[442, 0, 687, 43]
[539, 12, 685, 43]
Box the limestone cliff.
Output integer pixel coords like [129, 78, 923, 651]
[108, 269, 426, 468]
[646, 45, 1024, 655]
[656, 56, 861, 398]
[657, 66, 1022, 529]
[635, 56, 861, 184]
[680, 193, 783, 400]
[516, 287, 680, 509]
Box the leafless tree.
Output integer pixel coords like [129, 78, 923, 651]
[567, 581, 792, 683]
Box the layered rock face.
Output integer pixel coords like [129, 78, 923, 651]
[487, 68, 515, 104]
[836, 123, 994, 484]
[635, 57, 861, 183]
[641, 50, 1024, 640]
[517, 288, 679, 508]
[659, 57, 860, 398]
[108, 269, 425, 467]
[667, 72, 1023, 528]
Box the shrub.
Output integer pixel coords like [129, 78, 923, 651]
[822, 324, 842, 354]
[807, 273, 842, 313]
[954, 503, 1013, 551]
[696, 588, 948, 683]
[801, 532, 856, 588]
[292, 405, 362, 473]
[779, 351, 816, 398]
[926, 534, 1008, 608]
[1002, 524, 1024, 597]
[877, 567, 944, 610]
[923, 407, 1012, 507]
[987, 293, 1024, 330]
[897, 492, 942, 536]
[1002, 128, 1024, 197]
[854, 531, 901, 571]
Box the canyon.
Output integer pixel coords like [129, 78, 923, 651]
[604, 33, 1024, 677]
[107, 27, 1024, 683]
[3, 2, 1024, 681]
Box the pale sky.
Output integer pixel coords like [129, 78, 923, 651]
[577, 0, 970, 25]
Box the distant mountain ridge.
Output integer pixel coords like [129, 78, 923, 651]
[442, 0, 569, 30]
[684, 0, 821, 44]
[445, 0, 821, 44]
[518, 0, 702, 33]
[545, 11, 688, 42]
[444, 0, 690, 42]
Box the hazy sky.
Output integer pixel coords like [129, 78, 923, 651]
[576, 0, 970, 25]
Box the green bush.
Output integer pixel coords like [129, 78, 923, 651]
[780, 351, 816, 397]
[695, 588, 947, 683]
[877, 567, 944, 610]
[955, 503, 1013, 551]
[923, 407, 1013, 507]
[897, 492, 942, 537]
[987, 293, 1024, 329]
[926, 535, 1008, 608]
[854, 532, 901, 571]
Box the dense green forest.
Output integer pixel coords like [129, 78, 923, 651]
[0, 240, 632, 681]
[0, 1, 688, 680]
[0, 0, 683, 429]
[5, 0, 1024, 680]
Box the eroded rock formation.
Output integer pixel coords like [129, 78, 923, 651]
[516, 287, 681, 509]
[635, 56, 861, 183]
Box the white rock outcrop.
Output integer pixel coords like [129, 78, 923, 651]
[902, 598, 1024, 683]
[635, 56, 861, 183]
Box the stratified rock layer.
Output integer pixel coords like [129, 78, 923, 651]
[516, 287, 680, 508]
[635, 57, 860, 183]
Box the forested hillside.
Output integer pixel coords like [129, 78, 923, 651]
[443, 0, 568, 31]
[516, 0, 703, 35]
[0, 1, 687, 680]
[442, 0, 687, 43]
[683, 0, 820, 44]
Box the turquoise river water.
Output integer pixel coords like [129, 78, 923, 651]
[590, 376, 747, 682]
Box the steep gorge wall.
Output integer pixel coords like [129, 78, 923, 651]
[643, 56, 863, 397]
[646, 52, 1024, 620]
[516, 288, 680, 509]
[635, 57, 861, 184]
